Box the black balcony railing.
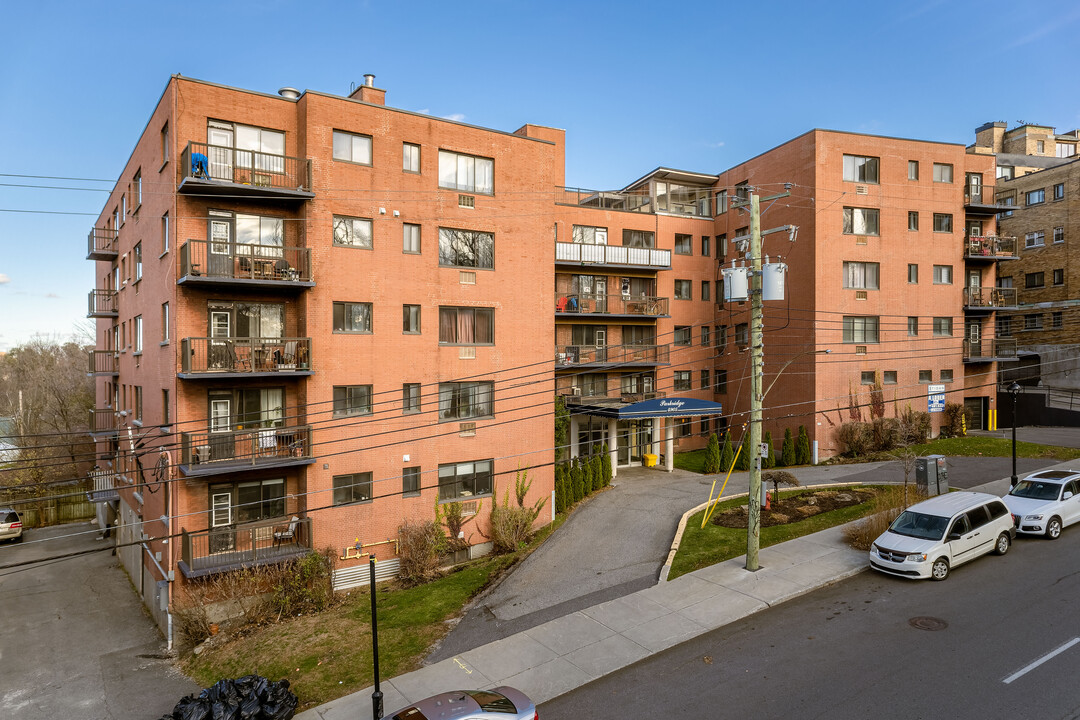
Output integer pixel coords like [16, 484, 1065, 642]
[87, 227, 118, 260]
[180, 425, 313, 469]
[180, 517, 312, 577]
[555, 293, 669, 316]
[556, 344, 670, 366]
[179, 240, 312, 284]
[966, 235, 1018, 259]
[88, 350, 118, 375]
[963, 286, 1017, 309]
[964, 338, 1017, 361]
[180, 337, 312, 375]
[87, 289, 117, 317]
[180, 141, 313, 197]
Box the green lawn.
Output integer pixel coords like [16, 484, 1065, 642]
[668, 487, 886, 580]
[906, 436, 1080, 460]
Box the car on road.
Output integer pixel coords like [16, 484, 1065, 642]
[0, 508, 23, 542]
[1003, 469, 1080, 539]
[388, 687, 537, 720]
[869, 492, 1014, 581]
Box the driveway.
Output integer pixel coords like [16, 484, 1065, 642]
[0, 523, 199, 719]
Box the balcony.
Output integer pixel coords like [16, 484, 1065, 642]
[87, 227, 118, 261]
[178, 240, 314, 289]
[88, 350, 118, 376]
[964, 184, 1014, 214]
[179, 425, 314, 477]
[965, 235, 1018, 261]
[555, 293, 669, 318]
[556, 344, 670, 367]
[89, 408, 119, 438]
[963, 286, 1017, 312]
[87, 290, 118, 318]
[179, 517, 313, 578]
[562, 389, 667, 405]
[555, 242, 671, 270]
[179, 337, 313, 379]
[86, 466, 118, 504]
[963, 338, 1018, 363]
[179, 141, 314, 201]
[556, 186, 653, 213]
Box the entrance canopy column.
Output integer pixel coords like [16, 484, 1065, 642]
[607, 419, 618, 479]
[664, 421, 674, 472]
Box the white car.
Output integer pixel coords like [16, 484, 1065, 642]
[869, 492, 1014, 581]
[1003, 469, 1080, 539]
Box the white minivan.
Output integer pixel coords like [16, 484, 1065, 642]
[869, 492, 1015, 581]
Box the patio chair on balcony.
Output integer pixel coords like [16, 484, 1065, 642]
[192, 152, 210, 179]
[273, 516, 300, 548]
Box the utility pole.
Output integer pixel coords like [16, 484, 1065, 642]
[746, 193, 764, 571]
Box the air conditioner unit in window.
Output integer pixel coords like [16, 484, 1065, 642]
[570, 386, 581, 396]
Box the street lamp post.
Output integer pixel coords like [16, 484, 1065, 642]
[1008, 382, 1021, 488]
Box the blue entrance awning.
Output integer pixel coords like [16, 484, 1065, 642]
[576, 397, 723, 420]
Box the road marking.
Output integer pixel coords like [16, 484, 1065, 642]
[1003, 637, 1080, 684]
[453, 658, 473, 675]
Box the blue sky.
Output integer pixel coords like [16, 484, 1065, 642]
[1, 0, 1078, 351]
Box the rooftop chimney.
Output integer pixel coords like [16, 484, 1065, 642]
[278, 87, 301, 100]
[364, 74, 375, 87]
[349, 74, 386, 105]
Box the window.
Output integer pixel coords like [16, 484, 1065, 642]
[1025, 272, 1045, 289]
[438, 459, 493, 500]
[673, 326, 691, 345]
[997, 276, 1013, 289]
[1025, 231, 1046, 248]
[1024, 314, 1043, 331]
[622, 229, 655, 248]
[998, 166, 1015, 180]
[403, 143, 420, 173]
[701, 326, 711, 346]
[932, 163, 953, 183]
[701, 281, 711, 302]
[919, 370, 932, 383]
[438, 381, 493, 420]
[333, 385, 372, 417]
[162, 389, 170, 425]
[133, 243, 142, 281]
[438, 227, 494, 268]
[235, 479, 286, 522]
[933, 265, 953, 284]
[1037, 140, 1045, 153]
[403, 466, 421, 496]
[842, 207, 880, 235]
[883, 371, 897, 385]
[674, 234, 692, 255]
[700, 370, 710, 390]
[333, 302, 372, 333]
[676, 418, 692, 437]
[403, 384, 421, 414]
[715, 370, 728, 393]
[674, 371, 692, 391]
[333, 473, 372, 505]
[438, 150, 494, 194]
[996, 315, 1012, 337]
[332, 130, 372, 165]
[860, 371, 875, 385]
[908, 211, 918, 231]
[843, 261, 880, 290]
[1026, 188, 1045, 205]
[908, 161, 919, 180]
[843, 155, 879, 183]
[1053, 269, 1065, 286]
[438, 307, 493, 344]
[717, 234, 727, 257]
[333, 216, 373, 249]
[701, 236, 711, 256]
[933, 317, 953, 336]
[403, 223, 421, 253]
[161, 123, 169, 165]
[908, 317, 919, 336]
[908, 264, 919, 284]
[132, 170, 142, 209]
[674, 280, 692, 300]
[735, 323, 749, 346]
[1053, 183, 1065, 201]
[572, 225, 608, 244]
[715, 325, 726, 350]
[121, 193, 126, 222]
[1052, 312, 1063, 329]
[940, 369, 953, 383]
[161, 303, 169, 342]
[999, 195, 1016, 218]
[843, 316, 880, 343]
[161, 212, 169, 254]
[133, 315, 142, 353]
[403, 305, 421, 333]
[716, 189, 728, 215]
[134, 386, 142, 423]
[933, 214, 953, 232]
[1054, 227, 1064, 244]
[1056, 143, 1076, 158]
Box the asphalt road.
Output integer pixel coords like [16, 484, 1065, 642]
[0, 523, 198, 719]
[541, 525, 1080, 718]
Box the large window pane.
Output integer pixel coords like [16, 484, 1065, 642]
[438, 228, 494, 268]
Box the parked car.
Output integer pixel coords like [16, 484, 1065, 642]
[0, 508, 23, 542]
[1003, 469, 1080, 539]
[387, 687, 537, 720]
[869, 492, 1014, 581]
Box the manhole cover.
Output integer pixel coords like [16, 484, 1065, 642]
[909, 616, 948, 631]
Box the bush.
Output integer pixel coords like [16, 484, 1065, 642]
[896, 406, 932, 445]
[591, 454, 603, 492]
[781, 427, 796, 466]
[487, 468, 546, 553]
[397, 518, 445, 587]
[736, 431, 751, 471]
[437, 499, 479, 553]
[555, 464, 567, 514]
[796, 425, 811, 465]
[720, 433, 735, 473]
[600, 444, 612, 487]
[870, 417, 899, 452]
[583, 455, 595, 495]
[837, 421, 873, 457]
[940, 402, 966, 438]
[270, 550, 335, 616]
[571, 458, 583, 502]
[703, 433, 722, 474]
[762, 470, 798, 503]
[762, 431, 775, 469]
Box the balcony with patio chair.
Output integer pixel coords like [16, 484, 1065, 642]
[555, 292, 669, 318]
[178, 517, 313, 578]
[178, 239, 314, 289]
[179, 141, 314, 201]
[179, 424, 314, 477]
[179, 337, 312, 379]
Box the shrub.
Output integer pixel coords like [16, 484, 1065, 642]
[591, 454, 603, 492]
[736, 431, 751, 471]
[397, 518, 445, 586]
[437, 499, 479, 553]
[796, 425, 812, 465]
[487, 468, 546, 553]
[837, 421, 873, 457]
[582, 455, 594, 495]
[600, 444, 612, 487]
[844, 485, 928, 550]
[762, 470, 798, 503]
[555, 464, 567, 514]
[762, 431, 775, 469]
[703, 433, 722, 474]
[940, 402, 966, 438]
[571, 458, 583, 502]
[270, 550, 335, 616]
[896, 406, 932, 445]
[870, 417, 899, 452]
[720, 432, 735, 473]
[781, 427, 796, 466]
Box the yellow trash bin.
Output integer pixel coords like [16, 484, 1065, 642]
[643, 453, 658, 468]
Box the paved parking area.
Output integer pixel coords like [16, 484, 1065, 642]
[0, 523, 198, 719]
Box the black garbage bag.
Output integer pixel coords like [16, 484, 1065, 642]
[159, 675, 297, 720]
[172, 694, 211, 720]
[261, 679, 299, 720]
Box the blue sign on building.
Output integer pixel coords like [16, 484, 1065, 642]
[927, 384, 946, 413]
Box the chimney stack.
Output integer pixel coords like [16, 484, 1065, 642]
[349, 74, 386, 105]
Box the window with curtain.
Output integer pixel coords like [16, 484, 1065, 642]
[333, 302, 372, 333]
[235, 125, 285, 173]
[843, 316, 880, 343]
[843, 155, 879, 183]
[332, 130, 372, 165]
[843, 261, 880, 289]
[438, 228, 494, 268]
[438, 150, 494, 194]
[438, 381, 493, 420]
[438, 307, 493, 344]
[842, 207, 880, 235]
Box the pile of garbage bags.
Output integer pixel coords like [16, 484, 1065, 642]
[157, 675, 298, 720]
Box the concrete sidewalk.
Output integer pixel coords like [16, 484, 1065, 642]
[297, 459, 1075, 720]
